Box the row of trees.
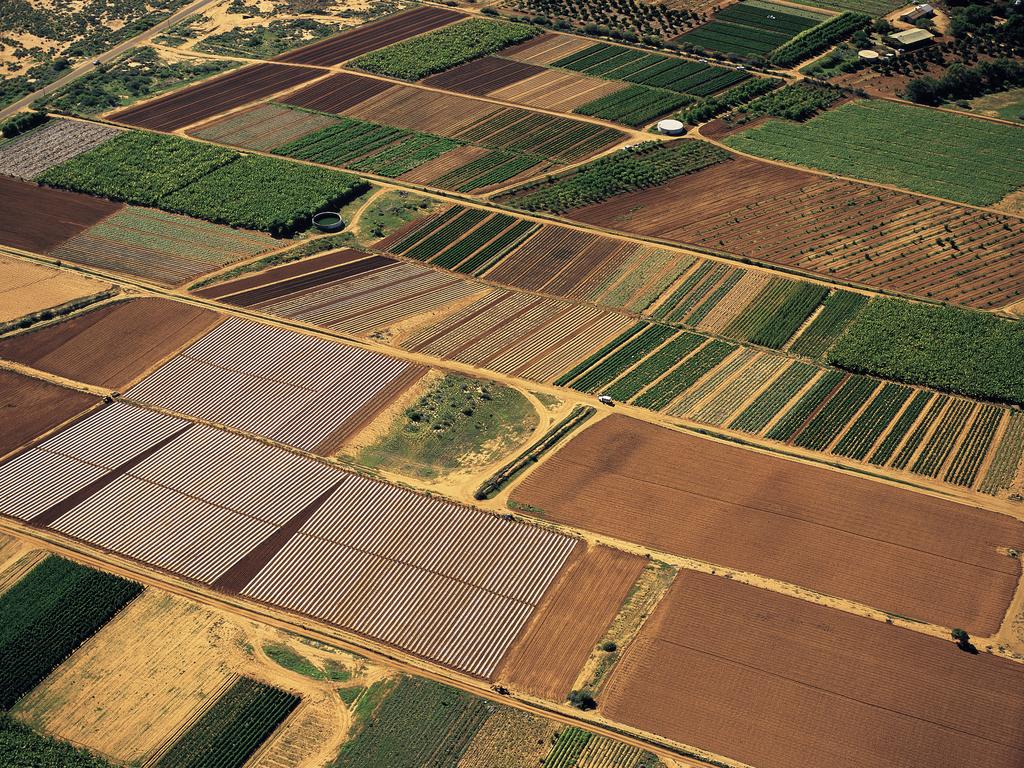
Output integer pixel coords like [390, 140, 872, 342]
[905, 57, 1024, 104]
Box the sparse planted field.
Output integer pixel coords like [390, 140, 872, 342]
[0, 118, 122, 181]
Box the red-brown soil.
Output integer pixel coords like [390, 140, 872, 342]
[603, 570, 1024, 768]
[0, 298, 223, 389]
[568, 154, 1024, 309]
[108, 64, 323, 132]
[193, 249, 378, 300]
[0, 177, 122, 253]
[0, 370, 99, 458]
[421, 56, 547, 96]
[273, 6, 465, 66]
[494, 543, 645, 698]
[278, 72, 395, 114]
[511, 414, 1024, 635]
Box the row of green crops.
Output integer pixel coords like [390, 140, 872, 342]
[575, 85, 692, 127]
[402, 207, 490, 261]
[978, 413, 1024, 495]
[154, 677, 298, 768]
[554, 322, 649, 385]
[788, 290, 868, 358]
[676, 0, 825, 56]
[0, 556, 142, 710]
[458, 110, 622, 163]
[634, 339, 737, 410]
[351, 18, 536, 81]
[275, 117, 443, 169]
[331, 676, 493, 768]
[678, 76, 782, 124]
[652, 262, 730, 322]
[570, 324, 677, 392]
[765, 368, 846, 441]
[723, 280, 828, 348]
[831, 382, 913, 460]
[507, 140, 728, 213]
[737, 81, 844, 121]
[769, 12, 871, 67]
[429, 213, 518, 269]
[791, 373, 877, 450]
[0, 714, 113, 767]
[724, 99, 1024, 205]
[553, 43, 749, 96]
[729, 361, 818, 433]
[543, 727, 592, 768]
[434, 150, 545, 193]
[38, 131, 367, 236]
[604, 331, 705, 400]
[828, 298, 1024, 406]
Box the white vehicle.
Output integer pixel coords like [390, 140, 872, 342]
[598, 395, 615, 406]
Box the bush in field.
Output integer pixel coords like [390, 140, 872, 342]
[160, 154, 367, 236]
[567, 689, 597, 710]
[37, 131, 235, 205]
[510, 140, 728, 212]
[351, 19, 537, 80]
[829, 298, 1024, 407]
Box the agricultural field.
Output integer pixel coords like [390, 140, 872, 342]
[565, 152, 1024, 309]
[602, 570, 1024, 768]
[0, 255, 111, 325]
[0, 371, 99, 458]
[724, 99, 1024, 206]
[124, 315, 426, 454]
[512, 414, 1024, 634]
[0, 402, 577, 677]
[105, 63, 323, 132]
[675, 0, 828, 57]
[0, 298, 222, 389]
[0, 118, 122, 180]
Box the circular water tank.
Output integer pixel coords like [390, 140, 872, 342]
[858, 49, 880, 59]
[657, 119, 685, 136]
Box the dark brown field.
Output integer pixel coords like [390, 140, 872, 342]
[0, 298, 222, 389]
[273, 6, 465, 66]
[0, 371, 99, 458]
[278, 72, 394, 114]
[568, 154, 1024, 309]
[107, 64, 324, 132]
[495, 544, 645, 699]
[603, 570, 1024, 768]
[512, 414, 1024, 635]
[421, 56, 546, 96]
[0, 177, 122, 253]
[193, 249, 380, 300]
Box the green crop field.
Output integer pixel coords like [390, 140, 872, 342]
[676, 0, 826, 57]
[828, 298, 1024, 407]
[153, 677, 298, 768]
[724, 99, 1024, 205]
[0, 714, 114, 767]
[351, 18, 536, 81]
[0, 556, 141, 710]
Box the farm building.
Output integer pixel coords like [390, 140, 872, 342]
[888, 28, 936, 48]
[900, 3, 935, 22]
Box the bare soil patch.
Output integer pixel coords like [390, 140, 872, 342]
[0, 255, 109, 323]
[0, 370, 98, 458]
[0, 177, 122, 254]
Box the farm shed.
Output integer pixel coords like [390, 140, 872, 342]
[888, 28, 936, 48]
[900, 4, 934, 22]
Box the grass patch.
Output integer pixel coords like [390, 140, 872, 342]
[263, 643, 325, 680]
[356, 374, 538, 479]
[0, 714, 113, 767]
[357, 190, 440, 242]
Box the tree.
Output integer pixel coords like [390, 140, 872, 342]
[567, 689, 597, 710]
[951, 628, 977, 653]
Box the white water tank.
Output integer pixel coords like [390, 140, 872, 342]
[656, 119, 685, 135]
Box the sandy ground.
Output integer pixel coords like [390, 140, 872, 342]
[0, 255, 110, 323]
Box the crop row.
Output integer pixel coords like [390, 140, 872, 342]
[543, 727, 593, 768]
[788, 290, 868, 358]
[389, 206, 465, 254]
[677, 21, 792, 57]
[867, 390, 934, 467]
[715, 1, 823, 36]
[978, 413, 1024, 495]
[831, 382, 913, 460]
[769, 13, 871, 68]
[726, 281, 828, 348]
[670, 347, 760, 417]
[402, 208, 490, 261]
[509, 140, 728, 213]
[571, 325, 677, 392]
[605, 331, 705, 400]
[634, 339, 737, 411]
[154, 677, 299, 768]
[351, 18, 536, 81]
[729, 361, 818, 433]
[944, 405, 1003, 487]
[430, 213, 518, 269]
[910, 399, 976, 478]
[575, 85, 691, 127]
[554, 322, 648, 386]
[690, 353, 788, 426]
[457, 219, 539, 275]
[890, 394, 950, 471]
[792, 374, 877, 451]
[0, 556, 142, 710]
[765, 369, 846, 442]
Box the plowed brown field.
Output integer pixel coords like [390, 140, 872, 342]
[108, 64, 323, 132]
[501, 32, 596, 66]
[273, 6, 465, 66]
[512, 415, 1024, 635]
[422, 57, 546, 96]
[0, 177, 122, 253]
[0, 371, 98, 457]
[568, 155, 1024, 309]
[494, 544, 645, 700]
[603, 570, 1024, 768]
[0, 298, 222, 389]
